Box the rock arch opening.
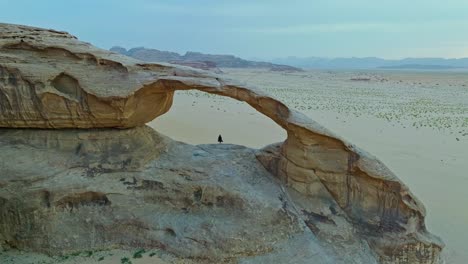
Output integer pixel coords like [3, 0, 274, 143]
[148, 90, 287, 149]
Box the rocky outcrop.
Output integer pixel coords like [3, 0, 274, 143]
[168, 60, 223, 73]
[110, 46, 181, 62]
[0, 23, 443, 263]
[0, 25, 176, 128]
[111, 46, 302, 72]
[0, 126, 378, 263]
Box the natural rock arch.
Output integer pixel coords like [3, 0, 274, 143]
[0, 23, 443, 263]
[139, 73, 443, 262]
[148, 73, 427, 228]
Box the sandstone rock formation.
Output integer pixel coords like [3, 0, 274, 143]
[0, 127, 378, 263]
[0, 23, 443, 263]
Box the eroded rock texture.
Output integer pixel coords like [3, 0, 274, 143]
[0, 127, 377, 263]
[0, 24, 174, 128]
[0, 23, 443, 263]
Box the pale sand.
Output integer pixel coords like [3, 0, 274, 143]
[2, 69, 467, 263]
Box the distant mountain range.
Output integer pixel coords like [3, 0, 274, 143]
[110, 47, 468, 70]
[110, 46, 301, 72]
[270, 57, 468, 70]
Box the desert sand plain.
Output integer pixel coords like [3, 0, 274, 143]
[1, 68, 467, 263]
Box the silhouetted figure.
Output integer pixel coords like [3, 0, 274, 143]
[218, 134, 223, 144]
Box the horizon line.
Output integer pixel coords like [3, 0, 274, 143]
[110, 45, 468, 61]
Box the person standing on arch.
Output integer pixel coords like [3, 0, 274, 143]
[218, 134, 223, 144]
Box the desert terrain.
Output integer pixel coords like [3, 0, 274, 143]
[1, 67, 465, 263]
[152, 68, 468, 264]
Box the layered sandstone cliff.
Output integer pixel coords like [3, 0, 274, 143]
[0, 23, 443, 263]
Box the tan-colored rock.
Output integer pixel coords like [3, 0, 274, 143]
[0, 23, 443, 263]
[0, 23, 176, 128]
[0, 127, 376, 263]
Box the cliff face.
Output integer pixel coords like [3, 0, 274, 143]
[0, 23, 443, 263]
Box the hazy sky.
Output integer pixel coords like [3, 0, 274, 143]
[1, 0, 468, 59]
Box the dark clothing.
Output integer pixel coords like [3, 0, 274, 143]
[218, 135, 223, 143]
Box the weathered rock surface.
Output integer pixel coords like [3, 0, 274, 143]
[0, 23, 443, 263]
[0, 127, 376, 263]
